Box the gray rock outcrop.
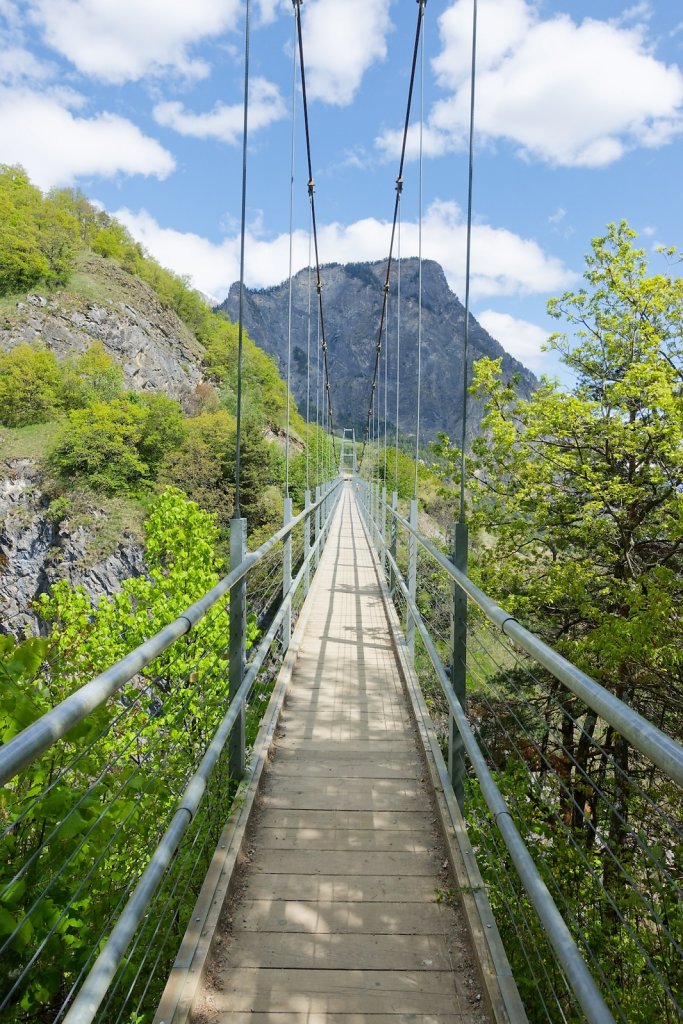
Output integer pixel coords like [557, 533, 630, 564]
[0, 461, 145, 637]
[1, 257, 205, 404]
[220, 258, 537, 445]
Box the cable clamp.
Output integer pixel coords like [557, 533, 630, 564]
[500, 615, 518, 637]
[308, 178, 315, 196]
[395, 176, 403, 194]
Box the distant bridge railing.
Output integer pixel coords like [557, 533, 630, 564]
[0, 479, 342, 1024]
[355, 476, 683, 1024]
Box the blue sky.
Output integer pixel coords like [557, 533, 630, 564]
[1, 0, 682, 379]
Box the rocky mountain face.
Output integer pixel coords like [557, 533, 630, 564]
[0, 256, 205, 403]
[0, 461, 145, 636]
[220, 258, 537, 444]
[0, 255, 209, 635]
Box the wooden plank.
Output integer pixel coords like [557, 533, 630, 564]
[250, 849, 437, 877]
[272, 759, 422, 780]
[223, 932, 454, 971]
[242, 873, 440, 903]
[255, 809, 431, 831]
[256, 827, 432, 853]
[231, 899, 448, 935]
[214, 1014, 467, 1024]
[211, 968, 466, 1015]
[261, 779, 423, 812]
[272, 739, 414, 754]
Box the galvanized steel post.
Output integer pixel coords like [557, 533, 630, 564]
[303, 488, 311, 596]
[314, 483, 321, 568]
[406, 497, 418, 664]
[390, 489, 398, 596]
[282, 496, 293, 651]
[381, 484, 387, 574]
[449, 521, 468, 810]
[228, 515, 247, 780]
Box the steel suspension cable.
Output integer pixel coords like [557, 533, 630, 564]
[285, 7, 298, 497]
[394, 205, 401, 485]
[383, 296, 388, 486]
[234, 0, 252, 518]
[293, 0, 337, 462]
[459, 0, 478, 523]
[413, 14, 425, 500]
[358, 0, 427, 471]
[305, 207, 313, 493]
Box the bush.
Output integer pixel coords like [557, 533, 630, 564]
[47, 395, 186, 494]
[0, 344, 62, 427]
[0, 165, 80, 295]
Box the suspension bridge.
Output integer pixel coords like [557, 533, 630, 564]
[1, 2, 682, 1024]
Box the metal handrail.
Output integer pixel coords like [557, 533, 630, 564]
[0, 480, 341, 788]
[379, 537, 614, 1024]
[384, 498, 683, 788]
[62, 483, 342, 1024]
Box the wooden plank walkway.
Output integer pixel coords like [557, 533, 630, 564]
[197, 484, 491, 1024]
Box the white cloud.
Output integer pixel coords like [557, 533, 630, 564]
[302, 0, 391, 105]
[476, 310, 549, 371]
[256, 0, 288, 26]
[153, 78, 286, 143]
[0, 0, 21, 27]
[115, 199, 575, 303]
[0, 46, 51, 83]
[29, 0, 240, 83]
[0, 87, 175, 189]
[378, 0, 683, 167]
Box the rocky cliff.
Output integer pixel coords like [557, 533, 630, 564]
[0, 460, 145, 636]
[0, 253, 211, 635]
[220, 258, 537, 444]
[0, 254, 205, 403]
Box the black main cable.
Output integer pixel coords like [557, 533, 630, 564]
[234, 0, 252, 517]
[358, 0, 427, 471]
[293, 0, 337, 462]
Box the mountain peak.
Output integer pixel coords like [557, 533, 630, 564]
[220, 258, 536, 444]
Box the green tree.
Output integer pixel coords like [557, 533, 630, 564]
[451, 223, 683, 723]
[47, 395, 186, 494]
[135, 394, 186, 475]
[59, 342, 124, 409]
[434, 222, 683, 1020]
[35, 194, 80, 287]
[0, 491, 248, 1020]
[0, 166, 48, 295]
[0, 344, 62, 426]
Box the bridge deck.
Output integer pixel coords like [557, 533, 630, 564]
[196, 485, 490, 1023]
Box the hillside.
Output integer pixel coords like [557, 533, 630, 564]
[0, 167, 324, 634]
[219, 258, 538, 444]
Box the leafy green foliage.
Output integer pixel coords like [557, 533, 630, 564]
[0, 490, 262, 1021]
[0, 345, 62, 427]
[433, 222, 683, 1022]
[0, 166, 80, 294]
[0, 342, 124, 428]
[47, 395, 186, 495]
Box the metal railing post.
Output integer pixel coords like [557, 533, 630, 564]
[304, 488, 311, 596]
[449, 521, 468, 810]
[282, 497, 293, 652]
[406, 497, 418, 664]
[228, 515, 247, 780]
[314, 484, 321, 568]
[381, 484, 387, 573]
[390, 489, 398, 595]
